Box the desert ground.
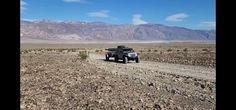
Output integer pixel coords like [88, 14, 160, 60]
[20, 42, 216, 110]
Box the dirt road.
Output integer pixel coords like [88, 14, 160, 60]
[89, 53, 215, 81]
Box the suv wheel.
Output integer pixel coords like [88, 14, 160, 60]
[135, 57, 140, 63]
[123, 57, 128, 64]
[106, 56, 109, 61]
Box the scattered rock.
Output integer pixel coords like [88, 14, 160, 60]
[200, 84, 205, 89]
[153, 103, 162, 110]
[194, 82, 200, 86]
[97, 99, 104, 104]
[174, 106, 182, 110]
[210, 95, 215, 99]
[21, 68, 27, 72]
[156, 86, 160, 90]
[171, 89, 176, 94]
[148, 83, 154, 87]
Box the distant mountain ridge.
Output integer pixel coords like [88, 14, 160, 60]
[20, 20, 215, 41]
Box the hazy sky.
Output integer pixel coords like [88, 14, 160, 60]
[21, 0, 215, 30]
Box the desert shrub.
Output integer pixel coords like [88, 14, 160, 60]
[58, 49, 64, 52]
[57, 48, 69, 53]
[167, 48, 172, 52]
[62, 49, 68, 53]
[29, 55, 33, 59]
[40, 49, 45, 53]
[148, 49, 151, 52]
[140, 50, 143, 53]
[183, 48, 188, 52]
[78, 51, 88, 60]
[68, 48, 74, 52]
[95, 50, 100, 52]
[202, 48, 209, 51]
[73, 49, 77, 52]
[160, 51, 163, 54]
[154, 50, 158, 52]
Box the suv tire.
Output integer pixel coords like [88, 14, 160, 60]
[135, 57, 140, 63]
[123, 57, 128, 64]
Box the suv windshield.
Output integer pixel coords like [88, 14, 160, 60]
[123, 48, 134, 52]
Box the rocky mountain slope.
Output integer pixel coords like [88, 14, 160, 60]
[20, 20, 215, 41]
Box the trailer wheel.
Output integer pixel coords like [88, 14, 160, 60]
[106, 56, 109, 61]
[115, 56, 118, 62]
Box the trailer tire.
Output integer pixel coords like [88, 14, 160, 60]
[115, 56, 118, 62]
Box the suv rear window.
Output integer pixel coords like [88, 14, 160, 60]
[107, 48, 116, 51]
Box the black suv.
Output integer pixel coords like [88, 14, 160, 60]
[105, 45, 140, 64]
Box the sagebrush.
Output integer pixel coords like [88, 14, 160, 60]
[78, 51, 89, 60]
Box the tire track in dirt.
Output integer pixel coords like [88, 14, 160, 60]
[89, 53, 215, 81]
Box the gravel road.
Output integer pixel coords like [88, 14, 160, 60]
[89, 53, 215, 81]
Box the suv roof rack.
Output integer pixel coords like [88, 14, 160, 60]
[117, 45, 126, 48]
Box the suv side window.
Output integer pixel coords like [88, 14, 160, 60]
[117, 48, 123, 58]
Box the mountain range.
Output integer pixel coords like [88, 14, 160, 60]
[20, 20, 215, 42]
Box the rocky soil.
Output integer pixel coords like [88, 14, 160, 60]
[140, 51, 215, 68]
[21, 50, 216, 110]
